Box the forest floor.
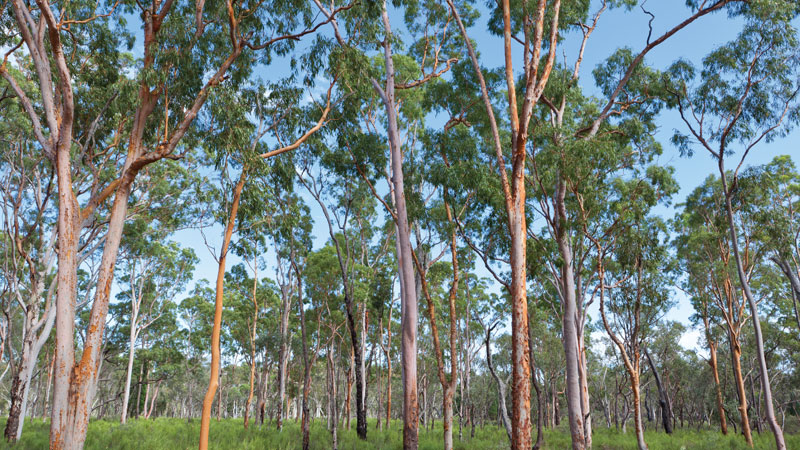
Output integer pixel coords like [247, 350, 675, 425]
[0, 417, 797, 449]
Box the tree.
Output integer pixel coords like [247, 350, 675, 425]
[666, 6, 800, 447]
[597, 214, 677, 449]
[676, 176, 761, 444]
[116, 236, 197, 424]
[443, 1, 743, 447]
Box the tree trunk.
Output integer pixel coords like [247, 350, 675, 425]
[384, 303, 393, 430]
[346, 352, 353, 430]
[136, 362, 144, 419]
[729, 339, 753, 446]
[557, 181, 586, 450]
[631, 375, 647, 450]
[709, 341, 728, 435]
[644, 348, 673, 434]
[528, 322, 544, 450]
[198, 170, 246, 450]
[328, 344, 339, 450]
[376, 4, 419, 446]
[244, 262, 258, 429]
[277, 283, 292, 431]
[121, 311, 139, 425]
[50, 140, 81, 450]
[5, 335, 43, 441]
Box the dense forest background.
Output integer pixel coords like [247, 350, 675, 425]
[1, 0, 800, 449]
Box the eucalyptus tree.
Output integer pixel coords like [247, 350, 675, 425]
[682, 278, 729, 435]
[304, 244, 351, 449]
[296, 137, 393, 440]
[262, 191, 324, 450]
[220, 263, 276, 429]
[441, 1, 745, 446]
[675, 176, 763, 444]
[311, 1, 464, 445]
[736, 156, 800, 332]
[596, 214, 677, 450]
[178, 282, 215, 418]
[227, 162, 296, 430]
[0, 124, 59, 442]
[199, 63, 335, 445]
[1, 0, 346, 445]
[115, 234, 197, 424]
[665, 5, 800, 446]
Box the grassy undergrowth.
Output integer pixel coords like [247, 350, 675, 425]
[0, 417, 796, 449]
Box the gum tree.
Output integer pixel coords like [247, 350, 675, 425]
[666, 5, 800, 447]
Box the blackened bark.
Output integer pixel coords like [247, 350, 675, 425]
[644, 347, 673, 434]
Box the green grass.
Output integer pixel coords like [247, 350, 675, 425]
[0, 418, 796, 449]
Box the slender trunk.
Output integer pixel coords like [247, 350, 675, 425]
[377, 5, 419, 446]
[377, 318, 384, 431]
[244, 262, 258, 430]
[579, 340, 592, 447]
[146, 380, 161, 419]
[121, 311, 138, 425]
[198, 170, 246, 450]
[413, 198, 460, 450]
[528, 322, 544, 450]
[295, 259, 316, 450]
[342, 290, 366, 439]
[384, 303, 393, 429]
[5, 368, 27, 442]
[709, 340, 728, 435]
[346, 352, 353, 430]
[136, 362, 144, 419]
[44, 351, 54, 419]
[730, 340, 753, 446]
[277, 284, 291, 431]
[328, 344, 339, 450]
[217, 368, 223, 421]
[300, 349, 312, 450]
[631, 375, 647, 450]
[720, 170, 786, 450]
[644, 348, 673, 435]
[6, 277, 56, 440]
[557, 181, 585, 450]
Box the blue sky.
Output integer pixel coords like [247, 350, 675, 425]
[136, 2, 798, 352]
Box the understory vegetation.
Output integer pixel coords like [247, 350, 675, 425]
[1, 419, 797, 450]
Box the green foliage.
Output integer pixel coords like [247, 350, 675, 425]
[5, 418, 800, 450]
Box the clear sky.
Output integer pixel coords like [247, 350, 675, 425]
[142, 2, 798, 353]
